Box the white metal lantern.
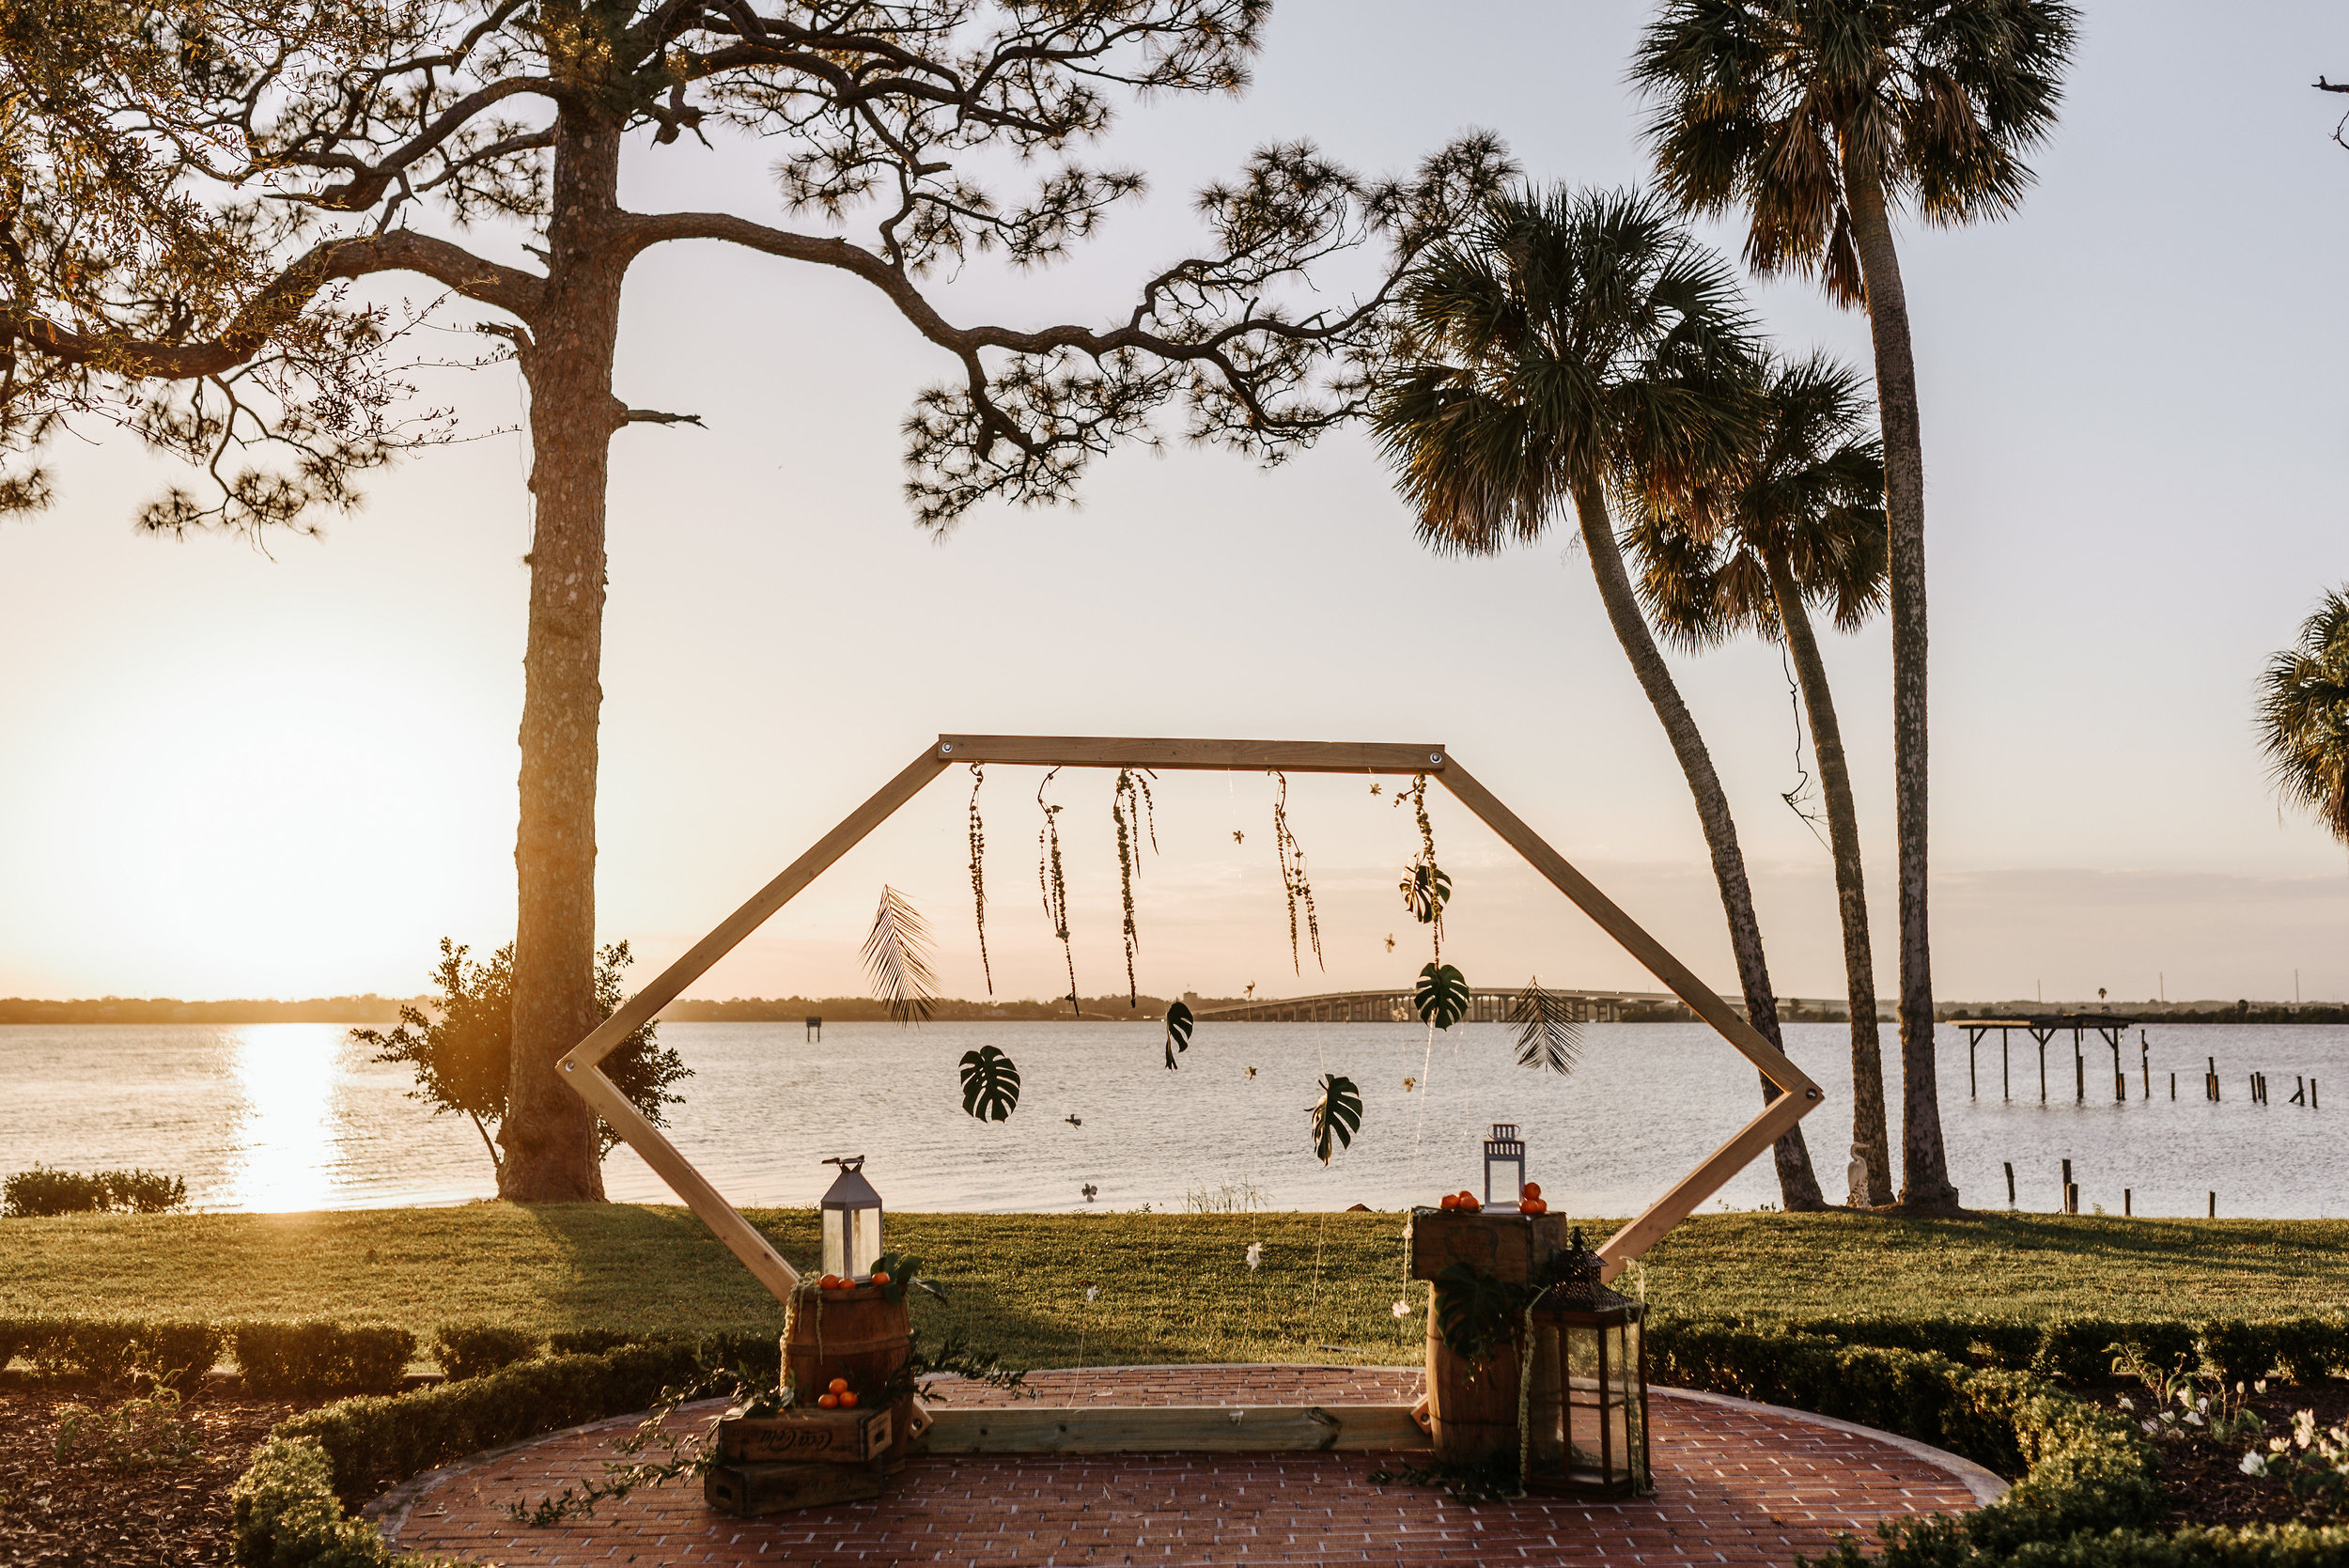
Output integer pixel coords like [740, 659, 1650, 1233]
[1483, 1123, 1526, 1207]
[818, 1156, 884, 1281]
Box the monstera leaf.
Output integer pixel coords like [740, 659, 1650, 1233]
[1415, 962, 1470, 1030]
[958, 1045, 1022, 1122]
[1164, 1001, 1194, 1071]
[1399, 862, 1452, 924]
[1434, 1260, 1527, 1364]
[1309, 1073, 1362, 1164]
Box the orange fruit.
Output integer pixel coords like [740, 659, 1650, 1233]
[1438, 1193, 1458, 1211]
[828, 1377, 848, 1393]
[817, 1273, 838, 1290]
[817, 1392, 839, 1408]
[871, 1270, 892, 1286]
[839, 1390, 860, 1408]
[1522, 1182, 1542, 1201]
[1459, 1195, 1482, 1213]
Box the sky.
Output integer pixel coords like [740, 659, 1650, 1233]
[2, 2, 2347, 1009]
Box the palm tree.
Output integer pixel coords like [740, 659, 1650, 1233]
[1626, 352, 1893, 1206]
[1630, 0, 2079, 1211]
[1369, 185, 1826, 1210]
[2259, 589, 2349, 847]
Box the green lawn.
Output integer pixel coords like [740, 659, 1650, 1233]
[4, 1206, 2344, 1370]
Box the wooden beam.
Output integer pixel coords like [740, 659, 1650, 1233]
[1431, 759, 1823, 1280]
[557, 744, 952, 1302]
[913, 1404, 1431, 1454]
[935, 735, 1447, 773]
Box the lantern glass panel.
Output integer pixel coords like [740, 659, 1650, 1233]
[817, 1157, 885, 1280]
[1527, 1297, 1650, 1496]
[1483, 1123, 1526, 1206]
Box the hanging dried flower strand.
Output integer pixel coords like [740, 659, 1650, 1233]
[967, 765, 991, 997]
[1111, 768, 1157, 1006]
[1037, 768, 1079, 1015]
[1397, 773, 1450, 959]
[1269, 770, 1323, 974]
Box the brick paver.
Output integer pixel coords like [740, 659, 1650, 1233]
[375, 1365, 1985, 1565]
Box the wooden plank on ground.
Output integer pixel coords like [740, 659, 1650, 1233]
[914, 1404, 1431, 1454]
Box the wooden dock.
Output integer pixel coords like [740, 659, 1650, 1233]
[1952, 1013, 2139, 1103]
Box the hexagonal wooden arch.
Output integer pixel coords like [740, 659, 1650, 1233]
[558, 735, 1824, 1307]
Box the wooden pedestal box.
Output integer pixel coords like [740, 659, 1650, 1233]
[704, 1457, 885, 1516]
[718, 1405, 893, 1464]
[1407, 1208, 1569, 1284]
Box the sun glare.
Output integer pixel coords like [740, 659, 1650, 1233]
[223, 1025, 343, 1213]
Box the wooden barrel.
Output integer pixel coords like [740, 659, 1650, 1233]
[783, 1285, 915, 1470]
[1424, 1288, 1526, 1463]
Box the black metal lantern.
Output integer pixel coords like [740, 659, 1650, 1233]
[1483, 1123, 1526, 1207]
[818, 1156, 884, 1281]
[1524, 1229, 1650, 1496]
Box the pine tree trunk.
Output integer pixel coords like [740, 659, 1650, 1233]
[497, 115, 628, 1203]
[1571, 475, 1825, 1210]
[1764, 548, 1893, 1206]
[1843, 161, 1957, 1210]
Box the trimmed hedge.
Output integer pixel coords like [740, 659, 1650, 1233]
[276, 1342, 704, 1501]
[237, 1324, 416, 1397]
[430, 1325, 538, 1382]
[1659, 1312, 2349, 1389]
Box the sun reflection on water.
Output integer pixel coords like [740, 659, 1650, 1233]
[224, 1025, 343, 1212]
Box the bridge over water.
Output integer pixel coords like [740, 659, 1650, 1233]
[1191, 986, 1708, 1025]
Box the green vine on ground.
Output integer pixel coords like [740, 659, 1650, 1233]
[1036, 768, 1078, 1015]
[1112, 768, 1157, 1005]
[967, 765, 990, 997]
[1269, 770, 1322, 973]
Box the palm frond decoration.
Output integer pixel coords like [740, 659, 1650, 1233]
[1164, 1000, 1194, 1070]
[958, 1045, 1022, 1122]
[1415, 962, 1470, 1031]
[861, 885, 940, 1026]
[1509, 977, 1582, 1075]
[1309, 1073, 1362, 1164]
[1399, 862, 1452, 924]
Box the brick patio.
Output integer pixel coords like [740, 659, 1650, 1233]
[373, 1366, 1997, 1566]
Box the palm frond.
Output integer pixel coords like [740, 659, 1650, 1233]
[2258, 588, 2349, 846]
[1509, 978, 1583, 1075]
[862, 884, 940, 1026]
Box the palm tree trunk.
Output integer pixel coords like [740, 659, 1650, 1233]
[1572, 474, 1825, 1210]
[1764, 547, 1893, 1206]
[497, 113, 627, 1203]
[1843, 160, 1958, 1210]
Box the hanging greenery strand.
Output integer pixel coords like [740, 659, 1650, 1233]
[1036, 768, 1078, 1016]
[1268, 770, 1323, 973]
[1111, 768, 1158, 1006]
[967, 764, 991, 997]
[1396, 774, 1448, 958]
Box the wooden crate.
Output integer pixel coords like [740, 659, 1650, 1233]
[718, 1405, 893, 1464]
[1407, 1209, 1570, 1283]
[704, 1457, 885, 1516]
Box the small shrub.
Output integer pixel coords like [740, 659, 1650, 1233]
[2202, 1319, 2287, 1386]
[2, 1166, 186, 1217]
[53, 1385, 197, 1469]
[546, 1327, 645, 1357]
[237, 1324, 415, 1397]
[228, 1436, 399, 1568]
[432, 1325, 538, 1381]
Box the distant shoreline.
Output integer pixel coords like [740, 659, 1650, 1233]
[3, 995, 2342, 1026]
